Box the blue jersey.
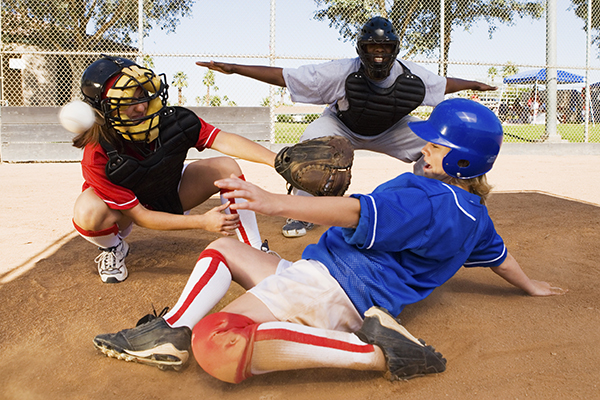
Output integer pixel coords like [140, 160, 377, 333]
[302, 173, 507, 317]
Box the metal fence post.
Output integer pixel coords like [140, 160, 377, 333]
[585, 0, 592, 142]
[269, 0, 276, 145]
[545, 0, 562, 142]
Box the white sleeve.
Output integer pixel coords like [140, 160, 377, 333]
[282, 58, 360, 105]
[400, 59, 447, 106]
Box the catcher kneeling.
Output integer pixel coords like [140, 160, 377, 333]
[93, 99, 566, 383]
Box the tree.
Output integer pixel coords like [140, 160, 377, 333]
[313, 0, 544, 76]
[275, 87, 289, 106]
[2, 0, 194, 101]
[202, 70, 218, 106]
[172, 71, 188, 106]
[487, 66, 498, 83]
[570, 0, 600, 53]
[502, 62, 519, 78]
[142, 55, 155, 69]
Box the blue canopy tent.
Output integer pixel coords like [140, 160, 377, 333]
[500, 69, 586, 124]
[503, 69, 585, 85]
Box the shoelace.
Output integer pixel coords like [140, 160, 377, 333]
[95, 248, 120, 273]
[136, 305, 170, 327]
[260, 239, 281, 258]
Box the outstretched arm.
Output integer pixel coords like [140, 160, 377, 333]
[196, 61, 286, 87]
[445, 78, 497, 94]
[122, 202, 239, 235]
[215, 175, 361, 228]
[211, 131, 276, 167]
[490, 252, 567, 296]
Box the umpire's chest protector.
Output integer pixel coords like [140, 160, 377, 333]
[338, 61, 426, 136]
[102, 107, 201, 214]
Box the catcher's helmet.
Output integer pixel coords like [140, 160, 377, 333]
[356, 16, 400, 80]
[408, 98, 503, 179]
[80, 56, 168, 142]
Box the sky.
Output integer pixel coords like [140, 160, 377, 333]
[134, 0, 600, 106]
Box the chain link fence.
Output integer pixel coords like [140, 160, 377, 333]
[2, 0, 600, 148]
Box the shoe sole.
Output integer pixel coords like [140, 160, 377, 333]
[362, 307, 422, 346]
[281, 228, 307, 238]
[93, 339, 188, 371]
[357, 307, 446, 380]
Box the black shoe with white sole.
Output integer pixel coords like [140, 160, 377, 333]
[355, 306, 447, 380]
[93, 315, 191, 371]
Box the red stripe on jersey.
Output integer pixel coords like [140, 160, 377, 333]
[166, 249, 228, 326]
[255, 328, 375, 354]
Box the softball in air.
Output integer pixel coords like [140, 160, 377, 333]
[59, 100, 96, 134]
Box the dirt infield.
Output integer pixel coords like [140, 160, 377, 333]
[1, 154, 599, 399]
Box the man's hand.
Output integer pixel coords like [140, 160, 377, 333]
[196, 61, 236, 75]
[471, 82, 498, 92]
[196, 61, 286, 87]
[445, 78, 498, 94]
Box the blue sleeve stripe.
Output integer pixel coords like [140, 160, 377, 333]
[464, 244, 507, 266]
[366, 195, 378, 249]
[441, 183, 476, 221]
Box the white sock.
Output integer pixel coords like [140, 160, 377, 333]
[73, 220, 121, 249]
[250, 321, 386, 375]
[163, 249, 232, 328]
[220, 175, 262, 249]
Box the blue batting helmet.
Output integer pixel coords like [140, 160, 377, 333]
[408, 98, 503, 179]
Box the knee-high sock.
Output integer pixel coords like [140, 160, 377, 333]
[192, 312, 386, 384]
[220, 174, 262, 249]
[73, 220, 131, 249]
[163, 249, 232, 329]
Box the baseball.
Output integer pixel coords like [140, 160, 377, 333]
[59, 100, 96, 134]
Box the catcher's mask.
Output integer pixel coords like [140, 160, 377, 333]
[356, 16, 400, 80]
[408, 98, 503, 179]
[80, 56, 168, 143]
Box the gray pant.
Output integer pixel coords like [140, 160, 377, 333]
[291, 109, 426, 197]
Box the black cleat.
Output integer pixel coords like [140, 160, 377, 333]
[93, 314, 191, 371]
[355, 306, 447, 380]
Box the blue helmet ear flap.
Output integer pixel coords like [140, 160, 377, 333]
[408, 98, 503, 179]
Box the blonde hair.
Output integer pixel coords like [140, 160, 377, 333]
[449, 174, 493, 205]
[72, 114, 122, 150]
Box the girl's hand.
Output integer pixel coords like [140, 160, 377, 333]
[214, 175, 277, 216]
[200, 201, 239, 235]
[528, 280, 568, 296]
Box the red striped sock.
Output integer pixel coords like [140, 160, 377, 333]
[164, 249, 232, 328]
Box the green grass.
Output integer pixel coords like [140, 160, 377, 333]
[274, 122, 600, 144]
[503, 124, 600, 143]
[275, 122, 307, 143]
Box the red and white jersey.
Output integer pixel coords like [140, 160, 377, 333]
[81, 117, 220, 210]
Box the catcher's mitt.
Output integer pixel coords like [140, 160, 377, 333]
[275, 136, 354, 197]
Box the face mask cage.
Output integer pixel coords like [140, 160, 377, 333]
[101, 66, 169, 142]
[357, 41, 399, 80]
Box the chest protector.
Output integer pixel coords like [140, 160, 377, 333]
[101, 106, 201, 214]
[338, 61, 426, 136]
